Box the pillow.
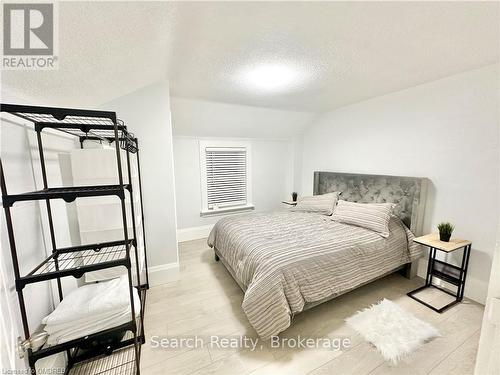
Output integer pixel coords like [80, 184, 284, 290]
[331, 200, 395, 237]
[291, 192, 340, 215]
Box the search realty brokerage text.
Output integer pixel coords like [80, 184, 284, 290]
[150, 335, 351, 351]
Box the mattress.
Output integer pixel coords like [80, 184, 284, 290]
[208, 211, 421, 339]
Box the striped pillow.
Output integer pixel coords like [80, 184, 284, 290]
[331, 200, 395, 237]
[291, 192, 340, 215]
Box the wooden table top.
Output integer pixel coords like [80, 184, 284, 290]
[413, 233, 471, 253]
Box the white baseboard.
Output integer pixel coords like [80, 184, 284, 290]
[177, 224, 214, 242]
[149, 262, 179, 286]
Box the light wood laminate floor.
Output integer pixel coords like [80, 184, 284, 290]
[140, 238, 483, 375]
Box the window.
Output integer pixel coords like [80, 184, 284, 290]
[200, 140, 253, 215]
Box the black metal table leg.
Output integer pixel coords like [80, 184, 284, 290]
[458, 244, 471, 300]
[425, 247, 435, 286]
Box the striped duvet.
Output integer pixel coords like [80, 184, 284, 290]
[207, 211, 422, 340]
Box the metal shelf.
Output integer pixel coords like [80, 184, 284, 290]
[32, 321, 137, 363]
[1, 103, 149, 375]
[431, 259, 462, 286]
[0, 103, 137, 153]
[32, 288, 146, 366]
[2, 184, 131, 207]
[69, 346, 137, 375]
[16, 240, 133, 290]
[1, 103, 116, 124]
[69, 288, 147, 366]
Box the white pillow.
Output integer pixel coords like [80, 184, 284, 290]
[291, 192, 340, 215]
[331, 200, 395, 237]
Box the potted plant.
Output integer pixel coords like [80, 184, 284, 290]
[437, 222, 454, 242]
[291, 192, 298, 202]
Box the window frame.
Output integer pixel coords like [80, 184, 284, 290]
[199, 140, 253, 216]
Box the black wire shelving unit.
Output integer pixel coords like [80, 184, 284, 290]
[0, 104, 150, 375]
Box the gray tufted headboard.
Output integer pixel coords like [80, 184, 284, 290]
[314, 171, 428, 235]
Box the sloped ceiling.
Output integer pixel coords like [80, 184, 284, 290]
[1, 1, 499, 112]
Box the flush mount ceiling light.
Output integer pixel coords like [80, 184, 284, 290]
[239, 63, 304, 93]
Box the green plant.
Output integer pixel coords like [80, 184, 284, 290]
[437, 222, 454, 237]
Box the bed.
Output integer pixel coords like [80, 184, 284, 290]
[207, 171, 428, 339]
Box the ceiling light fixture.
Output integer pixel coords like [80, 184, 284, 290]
[239, 63, 302, 93]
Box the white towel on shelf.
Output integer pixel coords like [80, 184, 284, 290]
[44, 307, 128, 334]
[44, 293, 140, 335]
[42, 276, 136, 326]
[42, 275, 141, 345]
[46, 309, 135, 345]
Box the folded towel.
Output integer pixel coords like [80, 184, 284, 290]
[46, 309, 134, 345]
[44, 291, 140, 335]
[42, 275, 141, 345]
[42, 276, 134, 326]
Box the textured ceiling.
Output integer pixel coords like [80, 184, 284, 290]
[1, 1, 499, 112]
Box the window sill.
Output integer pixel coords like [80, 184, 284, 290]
[200, 204, 255, 217]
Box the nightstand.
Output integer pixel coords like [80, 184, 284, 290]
[282, 200, 297, 206]
[407, 233, 471, 313]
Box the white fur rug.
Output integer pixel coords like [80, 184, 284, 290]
[345, 299, 440, 364]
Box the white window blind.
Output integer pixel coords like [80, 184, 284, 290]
[205, 147, 247, 209]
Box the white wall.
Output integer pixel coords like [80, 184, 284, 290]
[171, 97, 315, 138]
[173, 136, 294, 232]
[170, 97, 307, 238]
[300, 64, 499, 303]
[475, 115, 500, 373]
[102, 82, 179, 285]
